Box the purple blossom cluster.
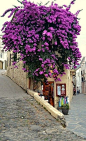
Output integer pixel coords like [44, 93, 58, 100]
[1, 0, 82, 82]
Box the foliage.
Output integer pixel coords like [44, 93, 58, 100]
[61, 103, 69, 110]
[1, 0, 82, 83]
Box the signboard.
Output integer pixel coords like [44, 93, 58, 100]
[56, 84, 66, 96]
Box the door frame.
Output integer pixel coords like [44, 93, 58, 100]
[43, 81, 54, 106]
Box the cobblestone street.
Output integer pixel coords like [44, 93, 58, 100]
[65, 93, 86, 139]
[0, 70, 86, 141]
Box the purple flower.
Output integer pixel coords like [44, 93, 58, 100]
[35, 73, 38, 76]
[63, 5, 67, 7]
[12, 61, 16, 65]
[68, 57, 71, 60]
[44, 42, 49, 46]
[32, 47, 36, 52]
[45, 74, 48, 77]
[43, 30, 47, 35]
[1, 0, 81, 83]
[23, 61, 26, 64]
[38, 49, 41, 52]
[22, 68, 26, 71]
[42, 48, 45, 52]
[45, 47, 49, 50]
[39, 71, 43, 75]
[39, 58, 43, 61]
[74, 66, 77, 69]
[49, 72, 52, 77]
[48, 27, 54, 31]
[41, 64, 44, 68]
[54, 41, 57, 45]
[35, 68, 40, 72]
[14, 66, 18, 69]
[48, 64, 51, 67]
[57, 78, 61, 81]
[47, 32, 52, 39]
[42, 37, 45, 41]
[34, 43, 37, 46]
[71, 0, 75, 4]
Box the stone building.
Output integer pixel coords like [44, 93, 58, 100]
[80, 57, 86, 94]
[76, 64, 81, 93]
[75, 56, 86, 94]
[0, 35, 7, 69]
[7, 50, 75, 109]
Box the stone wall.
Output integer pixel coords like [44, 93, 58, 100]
[7, 51, 73, 108]
[7, 60, 27, 90]
[47, 69, 73, 109]
[70, 74, 73, 101]
[27, 89, 66, 127]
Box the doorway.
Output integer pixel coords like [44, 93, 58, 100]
[43, 81, 54, 106]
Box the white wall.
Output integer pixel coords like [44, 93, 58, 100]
[0, 35, 7, 69]
[76, 67, 81, 93]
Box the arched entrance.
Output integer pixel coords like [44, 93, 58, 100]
[0, 61, 3, 69]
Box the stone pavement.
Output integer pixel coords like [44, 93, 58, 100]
[65, 93, 86, 139]
[0, 70, 86, 141]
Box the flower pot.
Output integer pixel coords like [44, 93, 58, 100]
[62, 108, 69, 115]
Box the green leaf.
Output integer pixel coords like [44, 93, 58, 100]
[44, 1, 50, 6]
[17, 0, 22, 4]
[13, 5, 18, 8]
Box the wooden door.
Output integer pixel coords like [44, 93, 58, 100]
[43, 81, 54, 106]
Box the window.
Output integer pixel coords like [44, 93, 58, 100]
[56, 84, 66, 96]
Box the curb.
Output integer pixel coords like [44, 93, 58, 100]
[27, 89, 66, 127]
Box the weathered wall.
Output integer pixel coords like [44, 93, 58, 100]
[7, 51, 73, 108]
[7, 63, 27, 90]
[47, 69, 73, 109]
[70, 74, 73, 102]
[7, 52, 27, 90]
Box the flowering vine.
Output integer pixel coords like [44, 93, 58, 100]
[1, 0, 81, 83]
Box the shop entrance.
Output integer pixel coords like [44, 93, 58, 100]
[43, 81, 54, 106]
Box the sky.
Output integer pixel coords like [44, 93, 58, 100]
[0, 0, 86, 57]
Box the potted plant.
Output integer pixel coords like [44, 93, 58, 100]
[61, 104, 69, 115]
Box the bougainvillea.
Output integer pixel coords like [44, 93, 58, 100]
[1, 0, 82, 83]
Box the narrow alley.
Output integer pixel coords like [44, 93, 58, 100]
[0, 70, 85, 141]
[65, 93, 86, 139]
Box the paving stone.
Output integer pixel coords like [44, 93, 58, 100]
[65, 93, 86, 139]
[0, 70, 86, 141]
[30, 125, 41, 131]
